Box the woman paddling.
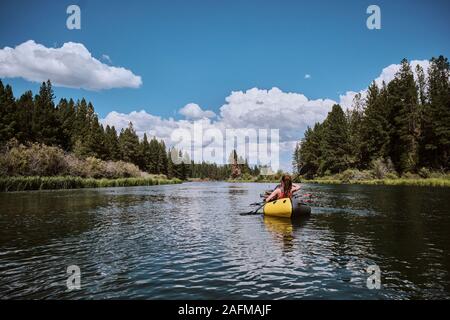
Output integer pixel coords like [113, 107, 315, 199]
[265, 174, 300, 202]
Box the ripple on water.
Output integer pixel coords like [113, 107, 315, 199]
[0, 182, 449, 299]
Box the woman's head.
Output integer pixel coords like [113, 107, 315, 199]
[281, 174, 292, 192]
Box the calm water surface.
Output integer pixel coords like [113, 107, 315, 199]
[0, 182, 449, 299]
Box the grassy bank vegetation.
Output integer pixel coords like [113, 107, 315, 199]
[306, 177, 450, 187]
[227, 172, 284, 183]
[0, 176, 181, 192]
[303, 166, 450, 187]
[0, 142, 181, 192]
[227, 163, 450, 187]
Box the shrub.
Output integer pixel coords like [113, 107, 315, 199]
[371, 157, 397, 179]
[107, 160, 142, 178]
[241, 173, 253, 181]
[30, 144, 68, 176]
[0, 143, 68, 176]
[65, 154, 86, 177]
[341, 169, 356, 182]
[418, 167, 431, 178]
[384, 172, 399, 180]
[0, 142, 144, 179]
[340, 169, 373, 182]
[84, 157, 107, 178]
[402, 172, 421, 179]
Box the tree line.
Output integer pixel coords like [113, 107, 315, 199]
[293, 56, 450, 178]
[0, 79, 258, 180]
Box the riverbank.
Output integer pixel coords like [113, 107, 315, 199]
[0, 176, 182, 192]
[305, 177, 450, 187]
[227, 177, 450, 187]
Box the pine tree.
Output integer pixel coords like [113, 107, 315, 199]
[158, 140, 168, 175]
[392, 59, 420, 173]
[118, 122, 140, 164]
[0, 82, 16, 145]
[360, 82, 390, 167]
[426, 56, 450, 168]
[139, 133, 151, 171]
[229, 149, 241, 178]
[168, 147, 181, 178]
[298, 123, 324, 177]
[56, 98, 76, 150]
[320, 104, 351, 174]
[167, 148, 174, 178]
[182, 151, 191, 178]
[15, 91, 34, 143]
[72, 99, 88, 145]
[292, 142, 301, 174]
[87, 118, 108, 159]
[347, 93, 365, 167]
[416, 64, 427, 106]
[148, 137, 160, 174]
[32, 81, 60, 146]
[104, 125, 120, 161]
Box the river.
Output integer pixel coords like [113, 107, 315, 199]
[0, 182, 449, 299]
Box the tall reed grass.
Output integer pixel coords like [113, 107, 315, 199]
[0, 176, 182, 192]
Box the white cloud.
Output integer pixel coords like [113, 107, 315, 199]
[101, 59, 431, 171]
[304, 74, 311, 79]
[101, 110, 179, 140]
[339, 59, 430, 109]
[219, 87, 335, 141]
[101, 54, 112, 64]
[179, 103, 216, 120]
[374, 59, 430, 87]
[0, 40, 142, 90]
[339, 90, 366, 110]
[101, 87, 337, 171]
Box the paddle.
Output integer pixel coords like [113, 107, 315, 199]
[240, 202, 265, 216]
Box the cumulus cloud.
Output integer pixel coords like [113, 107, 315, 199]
[101, 87, 337, 170]
[101, 110, 180, 140]
[0, 40, 142, 90]
[374, 60, 430, 86]
[179, 103, 216, 120]
[101, 54, 112, 64]
[101, 59, 431, 171]
[339, 59, 430, 110]
[339, 90, 365, 110]
[219, 87, 335, 141]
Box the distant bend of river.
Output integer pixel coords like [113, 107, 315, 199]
[0, 182, 449, 299]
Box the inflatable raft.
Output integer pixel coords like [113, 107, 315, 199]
[263, 198, 311, 219]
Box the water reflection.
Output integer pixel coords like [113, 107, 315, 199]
[263, 216, 310, 253]
[0, 183, 449, 299]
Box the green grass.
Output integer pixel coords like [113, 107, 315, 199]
[0, 176, 182, 192]
[227, 176, 450, 188]
[305, 178, 450, 187]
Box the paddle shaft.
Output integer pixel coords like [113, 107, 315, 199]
[241, 202, 265, 216]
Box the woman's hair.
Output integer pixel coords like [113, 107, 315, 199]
[281, 174, 292, 197]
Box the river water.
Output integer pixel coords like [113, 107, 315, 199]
[0, 182, 449, 299]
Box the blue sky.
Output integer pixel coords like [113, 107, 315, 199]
[1, 0, 449, 170]
[1, 0, 449, 118]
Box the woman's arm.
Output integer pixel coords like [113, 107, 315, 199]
[265, 189, 280, 202]
[291, 184, 300, 193]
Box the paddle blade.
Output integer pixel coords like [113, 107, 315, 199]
[240, 211, 263, 216]
[240, 203, 265, 216]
